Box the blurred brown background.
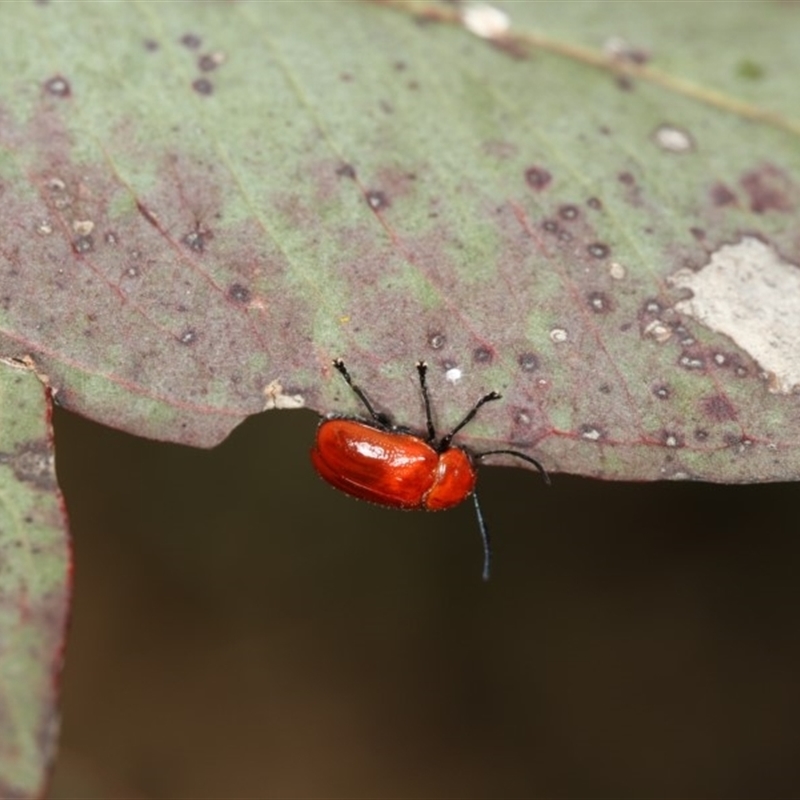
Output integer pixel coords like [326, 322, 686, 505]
[47, 405, 800, 798]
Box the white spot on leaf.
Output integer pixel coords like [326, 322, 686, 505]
[461, 3, 510, 39]
[653, 124, 694, 153]
[609, 261, 626, 280]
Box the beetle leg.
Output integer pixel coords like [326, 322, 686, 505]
[416, 361, 437, 443]
[332, 359, 389, 427]
[439, 391, 502, 451]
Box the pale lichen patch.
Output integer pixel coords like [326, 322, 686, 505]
[669, 237, 800, 394]
[263, 379, 305, 410]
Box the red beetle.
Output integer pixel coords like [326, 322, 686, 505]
[311, 359, 550, 579]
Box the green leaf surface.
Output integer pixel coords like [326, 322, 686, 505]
[0, 360, 69, 798]
[2, 0, 800, 481]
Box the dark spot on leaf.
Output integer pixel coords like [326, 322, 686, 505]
[710, 183, 737, 206]
[587, 197, 602, 210]
[690, 227, 705, 240]
[653, 384, 670, 400]
[366, 190, 389, 210]
[730, 356, 749, 378]
[558, 204, 579, 221]
[678, 352, 706, 371]
[228, 283, 250, 304]
[513, 409, 532, 427]
[192, 78, 213, 95]
[587, 291, 612, 314]
[336, 163, 356, 179]
[198, 53, 220, 72]
[179, 329, 198, 345]
[428, 332, 446, 349]
[183, 228, 211, 252]
[737, 60, 764, 80]
[72, 234, 94, 254]
[340, 72, 353, 82]
[517, 352, 539, 372]
[394, 60, 407, 71]
[379, 100, 394, 114]
[616, 75, 634, 91]
[702, 394, 736, 422]
[473, 346, 493, 364]
[674, 325, 695, 346]
[587, 242, 610, 259]
[407, 80, 419, 90]
[618, 172, 635, 185]
[740, 164, 796, 213]
[44, 75, 70, 97]
[598, 383, 611, 394]
[724, 432, 752, 449]
[694, 428, 709, 441]
[524, 166, 551, 191]
[136, 200, 159, 227]
[642, 298, 662, 314]
[181, 33, 202, 49]
[144, 39, 159, 51]
[661, 431, 684, 448]
[542, 219, 559, 234]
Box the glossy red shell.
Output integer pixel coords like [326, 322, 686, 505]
[311, 419, 477, 511]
